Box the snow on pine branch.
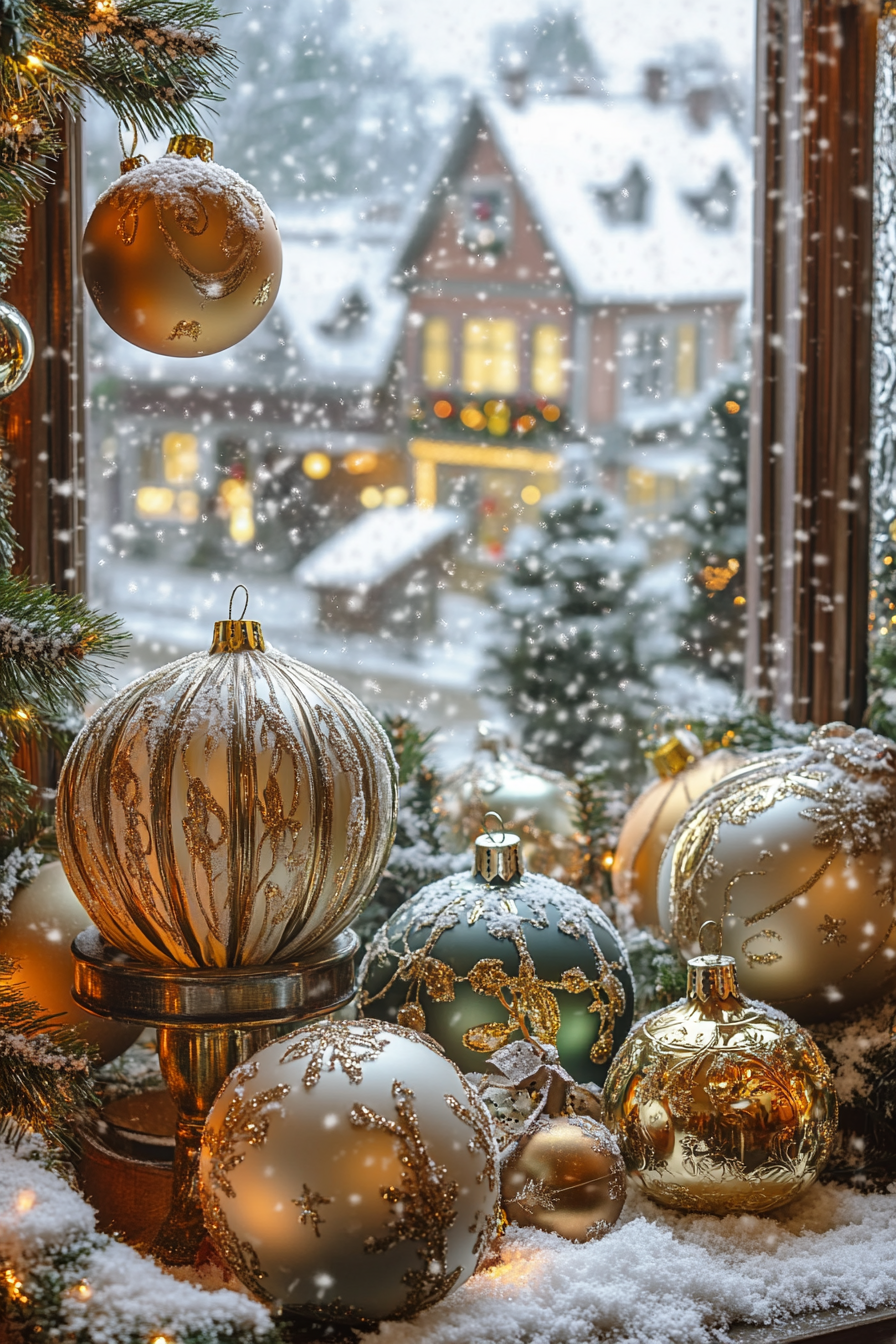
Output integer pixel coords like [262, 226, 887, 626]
[0, 614, 93, 668]
[0, 1030, 89, 1073]
[0, 847, 41, 924]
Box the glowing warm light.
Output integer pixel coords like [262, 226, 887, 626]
[344, 451, 378, 475]
[383, 486, 409, 507]
[724, 400, 741, 414]
[162, 432, 198, 484]
[150, 1336, 171, 1344]
[487, 414, 509, 436]
[885, 556, 893, 566]
[15, 1190, 35, 1212]
[360, 486, 383, 509]
[541, 403, 561, 423]
[433, 399, 453, 419]
[601, 849, 615, 871]
[26, 55, 43, 68]
[460, 405, 486, 430]
[702, 561, 739, 593]
[483, 400, 507, 417]
[727, 558, 740, 572]
[69, 1281, 93, 1301]
[15, 709, 29, 721]
[302, 451, 331, 480]
[136, 486, 175, 518]
[520, 484, 541, 505]
[4, 1269, 27, 1303]
[516, 415, 537, 433]
[410, 439, 559, 474]
[734, 595, 746, 606]
[177, 490, 200, 522]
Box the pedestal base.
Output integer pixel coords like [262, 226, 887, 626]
[72, 927, 358, 1265]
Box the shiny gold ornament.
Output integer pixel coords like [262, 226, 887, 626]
[2, 861, 140, 1063]
[82, 136, 282, 357]
[612, 739, 741, 926]
[603, 922, 838, 1214]
[658, 723, 896, 1021]
[502, 1115, 626, 1241]
[440, 723, 582, 882]
[0, 299, 34, 398]
[56, 592, 398, 967]
[199, 1019, 500, 1325]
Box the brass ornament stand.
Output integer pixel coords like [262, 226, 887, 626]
[72, 925, 359, 1265]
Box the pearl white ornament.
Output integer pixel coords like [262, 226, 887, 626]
[199, 1020, 499, 1326]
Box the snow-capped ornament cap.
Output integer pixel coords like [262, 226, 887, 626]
[167, 133, 214, 162]
[473, 811, 523, 885]
[209, 585, 265, 654]
[646, 728, 703, 779]
[687, 919, 741, 1005]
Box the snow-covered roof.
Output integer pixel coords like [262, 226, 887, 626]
[296, 505, 460, 590]
[482, 95, 751, 305]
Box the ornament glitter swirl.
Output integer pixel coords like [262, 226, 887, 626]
[56, 588, 398, 967]
[603, 921, 838, 1214]
[358, 816, 634, 1085]
[82, 135, 282, 357]
[658, 723, 896, 1021]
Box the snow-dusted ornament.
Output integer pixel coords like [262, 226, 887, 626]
[658, 723, 896, 1021]
[82, 135, 282, 357]
[612, 733, 742, 926]
[0, 298, 34, 398]
[55, 589, 397, 967]
[604, 921, 838, 1214]
[358, 815, 634, 1085]
[199, 1019, 499, 1326]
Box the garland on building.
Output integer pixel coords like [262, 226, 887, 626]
[0, 0, 233, 289]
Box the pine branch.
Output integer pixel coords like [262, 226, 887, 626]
[0, 954, 96, 1159]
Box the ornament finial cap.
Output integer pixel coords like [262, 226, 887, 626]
[687, 920, 742, 1004]
[473, 812, 523, 884]
[167, 134, 214, 162]
[647, 729, 702, 779]
[210, 585, 265, 654]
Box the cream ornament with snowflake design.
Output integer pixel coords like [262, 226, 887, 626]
[198, 1019, 500, 1327]
[658, 723, 896, 1022]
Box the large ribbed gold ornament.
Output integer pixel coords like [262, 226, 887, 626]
[82, 136, 282, 357]
[603, 923, 838, 1214]
[658, 723, 896, 1021]
[56, 595, 397, 967]
[612, 737, 741, 926]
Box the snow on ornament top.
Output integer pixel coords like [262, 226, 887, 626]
[82, 136, 283, 357]
[658, 723, 896, 1021]
[55, 592, 397, 968]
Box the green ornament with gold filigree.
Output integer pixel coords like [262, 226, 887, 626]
[358, 818, 634, 1085]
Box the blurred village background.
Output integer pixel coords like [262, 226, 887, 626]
[83, 0, 755, 786]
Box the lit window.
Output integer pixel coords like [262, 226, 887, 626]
[618, 322, 673, 407]
[676, 323, 698, 397]
[463, 318, 518, 395]
[162, 432, 199, 485]
[531, 325, 565, 399]
[422, 318, 452, 389]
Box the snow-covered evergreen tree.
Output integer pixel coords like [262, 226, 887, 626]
[675, 384, 748, 680]
[487, 489, 651, 778]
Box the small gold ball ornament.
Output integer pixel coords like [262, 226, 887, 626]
[82, 137, 282, 357]
[502, 1115, 626, 1241]
[2, 861, 140, 1063]
[659, 723, 896, 1021]
[603, 922, 838, 1214]
[56, 590, 397, 967]
[612, 735, 742, 926]
[0, 299, 34, 398]
[199, 1019, 499, 1326]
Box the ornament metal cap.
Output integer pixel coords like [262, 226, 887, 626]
[646, 729, 702, 779]
[473, 811, 523, 885]
[210, 585, 265, 654]
[687, 920, 742, 1004]
[168, 134, 214, 162]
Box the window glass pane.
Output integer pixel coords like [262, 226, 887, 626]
[84, 0, 756, 790]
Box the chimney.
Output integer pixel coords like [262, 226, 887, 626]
[503, 62, 527, 107]
[643, 65, 668, 105]
[685, 86, 713, 129]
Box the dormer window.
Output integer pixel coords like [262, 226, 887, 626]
[319, 289, 370, 338]
[460, 180, 512, 254]
[685, 167, 736, 229]
[596, 164, 649, 225]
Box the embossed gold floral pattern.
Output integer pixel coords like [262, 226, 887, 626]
[603, 951, 838, 1214]
[56, 632, 397, 967]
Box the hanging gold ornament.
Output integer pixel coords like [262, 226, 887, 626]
[359, 816, 634, 1086]
[199, 1019, 500, 1326]
[658, 723, 896, 1022]
[82, 136, 282, 357]
[2, 861, 140, 1063]
[56, 588, 397, 967]
[612, 735, 742, 926]
[603, 922, 838, 1214]
[0, 298, 34, 398]
[439, 722, 582, 883]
